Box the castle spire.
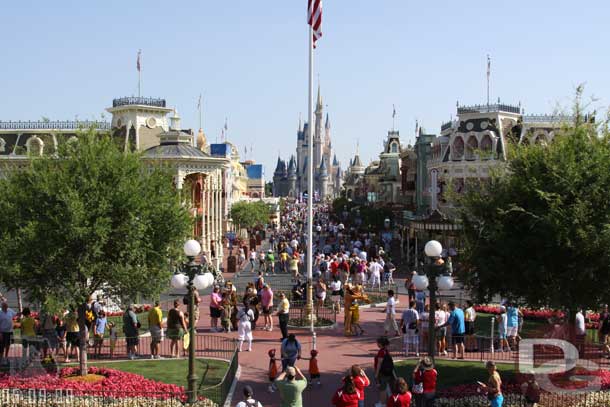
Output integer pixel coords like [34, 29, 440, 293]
[316, 82, 322, 110]
[325, 113, 330, 129]
[298, 113, 303, 132]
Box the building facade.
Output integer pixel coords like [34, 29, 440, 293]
[273, 85, 342, 200]
[0, 97, 235, 266]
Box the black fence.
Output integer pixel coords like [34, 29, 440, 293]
[287, 300, 337, 327]
[200, 349, 239, 406]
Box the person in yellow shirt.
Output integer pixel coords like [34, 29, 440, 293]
[147, 301, 164, 359]
[20, 308, 38, 360]
[64, 310, 80, 363]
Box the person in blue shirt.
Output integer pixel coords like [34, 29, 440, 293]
[440, 302, 465, 359]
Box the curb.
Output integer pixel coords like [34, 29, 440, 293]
[223, 364, 241, 407]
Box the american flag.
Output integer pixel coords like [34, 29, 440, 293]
[307, 0, 322, 47]
[137, 50, 142, 72]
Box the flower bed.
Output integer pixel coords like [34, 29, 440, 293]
[0, 367, 217, 406]
[474, 305, 602, 329]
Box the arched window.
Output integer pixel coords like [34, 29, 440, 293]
[26, 136, 44, 157]
[452, 136, 464, 160]
[0, 138, 5, 153]
[193, 182, 202, 208]
[466, 136, 478, 160]
[480, 134, 492, 158]
[391, 142, 398, 153]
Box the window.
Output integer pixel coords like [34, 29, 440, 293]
[391, 142, 398, 153]
[452, 136, 464, 160]
[466, 136, 478, 160]
[26, 136, 44, 157]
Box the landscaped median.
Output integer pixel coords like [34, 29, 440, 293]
[0, 359, 229, 406]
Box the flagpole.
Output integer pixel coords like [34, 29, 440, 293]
[307, 22, 316, 342]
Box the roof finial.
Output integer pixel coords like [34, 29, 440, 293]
[316, 79, 322, 108]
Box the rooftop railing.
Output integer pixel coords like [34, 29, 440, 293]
[457, 103, 521, 114]
[523, 114, 573, 123]
[112, 96, 166, 108]
[0, 120, 111, 130]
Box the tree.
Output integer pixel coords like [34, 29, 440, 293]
[458, 94, 610, 313]
[0, 130, 191, 374]
[230, 200, 270, 230]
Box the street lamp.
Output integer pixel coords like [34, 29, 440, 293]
[413, 240, 454, 359]
[171, 239, 215, 403]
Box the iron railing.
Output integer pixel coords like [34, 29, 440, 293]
[0, 389, 188, 406]
[112, 97, 166, 108]
[523, 114, 574, 123]
[0, 120, 111, 130]
[458, 103, 521, 114]
[200, 349, 239, 406]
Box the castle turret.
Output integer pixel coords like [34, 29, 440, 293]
[318, 156, 329, 200]
[287, 155, 297, 197]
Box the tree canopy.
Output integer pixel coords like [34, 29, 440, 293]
[458, 100, 610, 311]
[0, 131, 191, 310]
[230, 200, 270, 230]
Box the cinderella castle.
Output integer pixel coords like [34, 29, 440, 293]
[273, 86, 342, 200]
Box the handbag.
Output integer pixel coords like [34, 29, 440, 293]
[412, 382, 424, 394]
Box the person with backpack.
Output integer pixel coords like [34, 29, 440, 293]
[412, 357, 437, 407]
[237, 305, 255, 352]
[235, 385, 263, 407]
[374, 336, 395, 407]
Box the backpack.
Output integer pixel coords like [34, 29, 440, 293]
[379, 351, 394, 376]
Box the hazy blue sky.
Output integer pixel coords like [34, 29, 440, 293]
[2, 1, 609, 179]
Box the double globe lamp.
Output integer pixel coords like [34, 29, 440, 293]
[171, 239, 215, 403]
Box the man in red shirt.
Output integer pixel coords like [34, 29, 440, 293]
[330, 257, 340, 279]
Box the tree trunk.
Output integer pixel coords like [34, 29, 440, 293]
[77, 303, 89, 376]
[16, 288, 23, 313]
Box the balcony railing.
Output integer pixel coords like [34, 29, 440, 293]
[112, 97, 166, 108]
[457, 103, 521, 114]
[0, 120, 111, 130]
[441, 121, 455, 131]
[523, 114, 573, 123]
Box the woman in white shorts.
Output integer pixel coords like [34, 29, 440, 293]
[329, 277, 342, 312]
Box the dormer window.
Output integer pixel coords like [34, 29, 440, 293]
[390, 142, 398, 153]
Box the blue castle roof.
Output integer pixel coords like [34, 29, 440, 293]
[247, 164, 264, 180]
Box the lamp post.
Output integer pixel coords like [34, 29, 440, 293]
[411, 240, 454, 359]
[171, 239, 215, 404]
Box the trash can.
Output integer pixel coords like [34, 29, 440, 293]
[227, 255, 237, 274]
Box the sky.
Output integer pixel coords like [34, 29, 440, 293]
[2, 1, 609, 180]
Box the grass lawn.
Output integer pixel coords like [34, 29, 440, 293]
[86, 358, 228, 389]
[473, 313, 545, 338]
[395, 359, 515, 389]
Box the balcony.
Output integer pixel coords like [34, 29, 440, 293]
[0, 120, 111, 130]
[457, 103, 520, 115]
[112, 97, 167, 108]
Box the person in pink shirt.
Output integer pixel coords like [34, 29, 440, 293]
[261, 284, 274, 331]
[209, 286, 222, 332]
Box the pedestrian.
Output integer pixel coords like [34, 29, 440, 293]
[276, 292, 290, 340]
[350, 300, 364, 336]
[368, 258, 382, 290]
[40, 310, 57, 358]
[464, 300, 477, 352]
[497, 306, 510, 352]
[92, 310, 107, 358]
[20, 308, 38, 361]
[415, 290, 426, 314]
[237, 305, 255, 352]
[384, 290, 400, 337]
[388, 377, 412, 407]
[238, 247, 246, 269]
[383, 259, 396, 285]
[220, 292, 233, 333]
[108, 321, 117, 359]
[56, 318, 67, 359]
[261, 284, 274, 331]
[276, 366, 307, 407]
[289, 255, 301, 280]
[329, 276, 342, 313]
[280, 333, 301, 371]
[308, 349, 321, 385]
[374, 336, 394, 407]
[64, 309, 80, 363]
[148, 301, 164, 359]
[268, 348, 279, 393]
[479, 361, 503, 407]
[400, 301, 420, 357]
[440, 301, 465, 359]
[332, 375, 360, 407]
[123, 305, 140, 360]
[575, 307, 586, 354]
[167, 299, 187, 358]
[435, 302, 449, 356]
[506, 302, 519, 350]
[350, 364, 370, 407]
[598, 304, 610, 356]
[249, 249, 257, 271]
[0, 302, 16, 364]
[266, 250, 276, 275]
[406, 272, 417, 303]
[521, 376, 541, 407]
[210, 286, 223, 332]
[235, 385, 263, 407]
[412, 357, 437, 407]
[315, 279, 327, 308]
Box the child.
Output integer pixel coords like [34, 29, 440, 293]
[221, 294, 232, 333]
[350, 301, 364, 336]
[108, 322, 117, 359]
[308, 349, 321, 385]
[267, 349, 279, 393]
[55, 319, 67, 358]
